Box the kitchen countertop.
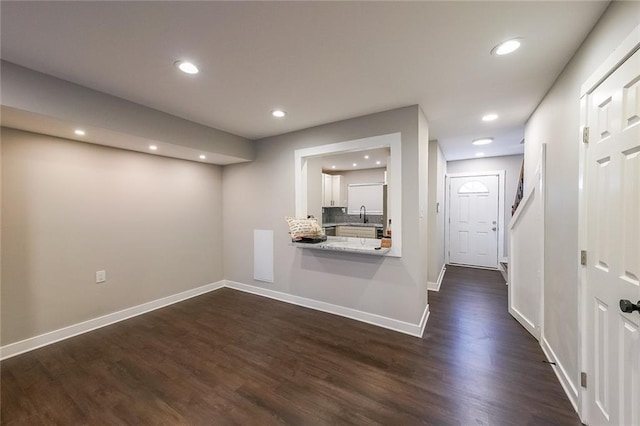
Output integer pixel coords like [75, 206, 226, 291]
[322, 222, 383, 228]
[292, 236, 390, 256]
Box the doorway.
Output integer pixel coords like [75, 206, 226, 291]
[446, 172, 505, 269]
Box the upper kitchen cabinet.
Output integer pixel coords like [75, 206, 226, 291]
[322, 173, 344, 207]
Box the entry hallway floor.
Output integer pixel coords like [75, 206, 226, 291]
[1, 266, 581, 425]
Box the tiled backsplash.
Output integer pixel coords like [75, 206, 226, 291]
[322, 207, 383, 225]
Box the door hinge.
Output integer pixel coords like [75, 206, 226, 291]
[582, 126, 590, 144]
[580, 250, 587, 266]
[581, 372, 587, 388]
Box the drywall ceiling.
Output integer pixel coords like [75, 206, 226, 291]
[0, 1, 609, 161]
[320, 148, 390, 172]
[0, 106, 244, 165]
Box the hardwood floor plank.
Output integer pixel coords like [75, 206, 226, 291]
[1, 266, 580, 425]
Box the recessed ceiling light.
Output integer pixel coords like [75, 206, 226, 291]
[331, 165, 336, 169]
[175, 61, 199, 74]
[352, 163, 357, 167]
[491, 38, 522, 56]
[476, 152, 485, 157]
[74, 129, 86, 136]
[272, 110, 286, 118]
[199, 155, 206, 160]
[472, 138, 493, 146]
[376, 161, 381, 165]
[364, 155, 370, 159]
[149, 145, 158, 151]
[482, 113, 498, 122]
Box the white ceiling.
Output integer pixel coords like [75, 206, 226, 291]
[320, 147, 390, 172]
[0, 1, 609, 161]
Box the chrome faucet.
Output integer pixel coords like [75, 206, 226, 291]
[360, 205, 368, 223]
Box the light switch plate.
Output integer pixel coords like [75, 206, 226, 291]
[96, 270, 106, 283]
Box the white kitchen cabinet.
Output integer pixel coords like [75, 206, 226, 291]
[335, 226, 377, 238]
[322, 173, 344, 207]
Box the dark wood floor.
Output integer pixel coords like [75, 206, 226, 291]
[1, 266, 581, 425]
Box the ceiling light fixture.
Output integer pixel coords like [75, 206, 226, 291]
[149, 145, 158, 151]
[352, 163, 357, 167]
[74, 129, 86, 136]
[476, 152, 485, 157]
[199, 155, 206, 160]
[376, 161, 381, 165]
[175, 61, 199, 74]
[472, 138, 493, 146]
[364, 155, 370, 159]
[482, 113, 498, 122]
[331, 165, 336, 169]
[272, 110, 286, 118]
[491, 38, 522, 56]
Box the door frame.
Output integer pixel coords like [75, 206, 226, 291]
[445, 170, 506, 268]
[578, 24, 640, 425]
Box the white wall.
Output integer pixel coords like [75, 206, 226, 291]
[447, 154, 523, 257]
[1, 128, 224, 345]
[436, 145, 446, 274]
[306, 157, 323, 220]
[418, 108, 430, 291]
[340, 168, 386, 215]
[524, 0, 640, 407]
[428, 140, 446, 285]
[340, 168, 385, 186]
[509, 168, 544, 340]
[222, 106, 430, 326]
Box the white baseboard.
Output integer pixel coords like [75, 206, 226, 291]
[1, 279, 432, 360]
[0, 280, 226, 361]
[427, 264, 447, 292]
[508, 305, 540, 340]
[541, 336, 580, 418]
[498, 260, 508, 284]
[225, 280, 429, 338]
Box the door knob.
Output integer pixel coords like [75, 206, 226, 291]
[492, 227, 497, 231]
[619, 299, 640, 314]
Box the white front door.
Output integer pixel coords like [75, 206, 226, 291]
[585, 48, 640, 426]
[448, 175, 499, 268]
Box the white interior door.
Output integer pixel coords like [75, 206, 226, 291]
[585, 48, 639, 426]
[448, 175, 499, 268]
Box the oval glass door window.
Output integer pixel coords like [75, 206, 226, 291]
[458, 181, 490, 194]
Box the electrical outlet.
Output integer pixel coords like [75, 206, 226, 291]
[96, 270, 106, 283]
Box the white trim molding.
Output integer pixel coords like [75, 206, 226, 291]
[580, 23, 640, 96]
[498, 257, 509, 284]
[428, 264, 447, 292]
[294, 132, 402, 257]
[0, 281, 226, 361]
[508, 144, 545, 342]
[541, 337, 580, 418]
[225, 280, 429, 338]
